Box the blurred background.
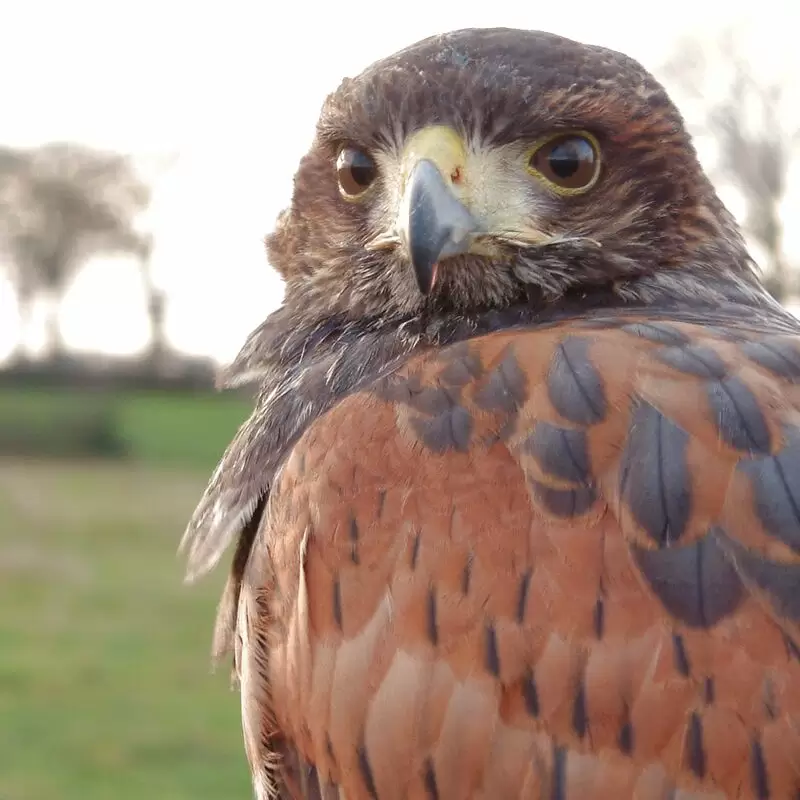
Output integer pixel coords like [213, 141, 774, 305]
[1, 1, 798, 798]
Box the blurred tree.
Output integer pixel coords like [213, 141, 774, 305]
[662, 32, 800, 301]
[0, 147, 34, 302]
[137, 231, 171, 369]
[0, 143, 160, 361]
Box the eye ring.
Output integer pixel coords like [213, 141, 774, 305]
[526, 131, 601, 195]
[336, 145, 378, 200]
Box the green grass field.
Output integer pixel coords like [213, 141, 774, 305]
[0, 386, 253, 466]
[0, 391, 257, 799]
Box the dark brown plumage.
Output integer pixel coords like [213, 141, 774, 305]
[180, 28, 800, 799]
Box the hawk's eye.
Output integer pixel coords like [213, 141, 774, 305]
[528, 133, 600, 193]
[336, 146, 377, 199]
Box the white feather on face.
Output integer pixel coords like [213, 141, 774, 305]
[368, 126, 562, 263]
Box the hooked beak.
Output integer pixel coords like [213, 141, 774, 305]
[396, 127, 480, 295]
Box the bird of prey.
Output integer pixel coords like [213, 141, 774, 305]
[180, 28, 800, 799]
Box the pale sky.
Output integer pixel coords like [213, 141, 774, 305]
[1, 0, 796, 363]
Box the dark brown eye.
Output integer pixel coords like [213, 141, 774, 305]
[336, 146, 377, 198]
[529, 133, 600, 192]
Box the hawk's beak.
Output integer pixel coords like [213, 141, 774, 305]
[397, 127, 479, 295]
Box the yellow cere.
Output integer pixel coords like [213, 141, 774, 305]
[400, 126, 468, 188]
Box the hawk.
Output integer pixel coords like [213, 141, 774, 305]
[181, 28, 800, 799]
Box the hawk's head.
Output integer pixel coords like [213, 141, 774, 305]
[267, 28, 757, 322]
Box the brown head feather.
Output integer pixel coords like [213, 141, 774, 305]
[267, 28, 765, 326]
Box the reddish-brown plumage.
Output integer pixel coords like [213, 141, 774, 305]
[234, 319, 800, 799]
[181, 27, 800, 800]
